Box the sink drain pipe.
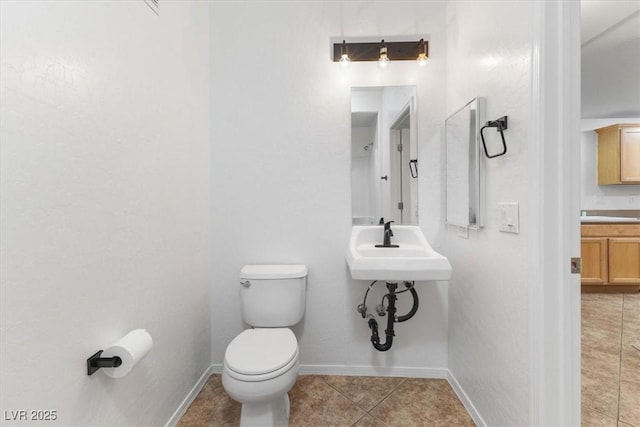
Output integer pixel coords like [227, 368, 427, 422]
[367, 282, 419, 351]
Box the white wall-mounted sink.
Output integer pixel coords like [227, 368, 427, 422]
[346, 225, 452, 281]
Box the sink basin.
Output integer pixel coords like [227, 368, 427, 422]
[346, 225, 452, 281]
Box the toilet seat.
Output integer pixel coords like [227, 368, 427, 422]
[224, 328, 298, 382]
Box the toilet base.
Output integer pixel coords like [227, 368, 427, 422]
[240, 393, 290, 427]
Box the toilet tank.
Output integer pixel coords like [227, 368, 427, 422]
[239, 265, 308, 327]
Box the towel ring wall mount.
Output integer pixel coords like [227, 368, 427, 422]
[480, 116, 508, 159]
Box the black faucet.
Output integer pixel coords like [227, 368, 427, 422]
[375, 221, 399, 248]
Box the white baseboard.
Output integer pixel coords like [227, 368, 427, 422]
[211, 362, 449, 379]
[299, 364, 449, 379]
[165, 365, 213, 427]
[447, 370, 486, 427]
[209, 364, 449, 379]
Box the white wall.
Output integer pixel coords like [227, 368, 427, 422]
[0, 2, 211, 426]
[445, 1, 536, 425]
[580, 118, 640, 210]
[581, 10, 640, 118]
[210, 1, 450, 375]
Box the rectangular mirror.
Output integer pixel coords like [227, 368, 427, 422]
[445, 97, 484, 229]
[351, 86, 418, 225]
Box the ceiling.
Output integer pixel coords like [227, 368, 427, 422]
[581, 1, 640, 118]
[581, 0, 640, 46]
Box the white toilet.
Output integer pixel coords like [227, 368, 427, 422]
[222, 264, 308, 427]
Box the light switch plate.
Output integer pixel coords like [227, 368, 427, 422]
[498, 202, 519, 234]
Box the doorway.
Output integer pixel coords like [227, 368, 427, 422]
[389, 102, 415, 225]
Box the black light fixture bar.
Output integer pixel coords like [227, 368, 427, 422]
[332, 40, 428, 62]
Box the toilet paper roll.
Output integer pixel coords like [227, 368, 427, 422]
[101, 329, 153, 378]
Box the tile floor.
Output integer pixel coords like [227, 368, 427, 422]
[582, 292, 640, 426]
[178, 292, 640, 426]
[177, 374, 475, 426]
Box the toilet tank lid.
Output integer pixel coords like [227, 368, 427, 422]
[240, 264, 308, 279]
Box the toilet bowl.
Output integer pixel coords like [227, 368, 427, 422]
[221, 265, 308, 427]
[222, 328, 299, 426]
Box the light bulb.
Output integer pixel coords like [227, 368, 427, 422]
[339, 40, 351, 68]
[378, 54, 389, 68]
[378, 42, 389, 69]
[417, 52, 428, 67]
[339, 53, 351, 68]
[416, 39, 428, 67]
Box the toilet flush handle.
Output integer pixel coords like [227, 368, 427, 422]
[240, 280, 251, 288]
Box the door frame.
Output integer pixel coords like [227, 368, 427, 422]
[530, 1, 581, 425]
[389, 97, 417, 225]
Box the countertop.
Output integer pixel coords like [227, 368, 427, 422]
[581, 215, 640, 224]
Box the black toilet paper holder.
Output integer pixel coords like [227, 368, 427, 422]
[87, 350, 122, 376]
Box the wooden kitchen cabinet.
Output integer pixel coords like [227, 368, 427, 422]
[596, 124, 640, 185]
[581, 237, 608, 284]
[608, 237, 640, 284]
[581, 224, 640, 292]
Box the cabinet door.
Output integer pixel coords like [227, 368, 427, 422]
[620, 127, 640, 183]
[581, 238, 609, 284]
[608, 238, 640, 284]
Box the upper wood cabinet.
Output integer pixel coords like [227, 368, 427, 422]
[596, 124, 640, 185]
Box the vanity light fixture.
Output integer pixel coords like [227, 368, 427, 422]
[332, 38, 429, 66]
[339, 40, 351, 68]
[378, 40, 390, 69]
[416, 38, 428, 66]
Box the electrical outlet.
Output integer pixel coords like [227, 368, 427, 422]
[498, 202, 519, 234]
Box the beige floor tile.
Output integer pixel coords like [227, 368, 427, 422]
[582, 294, 623, 317]
[619, 378, 640, 427]
[288, 375, 366, 427]
[582, 292, 640, 427]
[622, 293, 640, 346]
[619, 293, 640, 427]
[177, 375, 241, 427]
[369, 378, 474, 427]
[581, 407, 618, 427]
[352, 413, 389, 426]
[582, 347, 621, 418]
[583, 297, 624, 356]
[581, 292, 626, 422]
[582, 295, 623, 329]
[321, 375, 406, 411]
[621, 345, 640, 380]
[179, 374, 476, 427]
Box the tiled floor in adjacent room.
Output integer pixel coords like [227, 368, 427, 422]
[177, 374, 475, 426]
[582, 292, 640, 426]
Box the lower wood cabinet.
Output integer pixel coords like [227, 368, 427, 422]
[581, 224, 640, 292]
[608, 237, 640, 284]
[581, 237, 608, 284]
